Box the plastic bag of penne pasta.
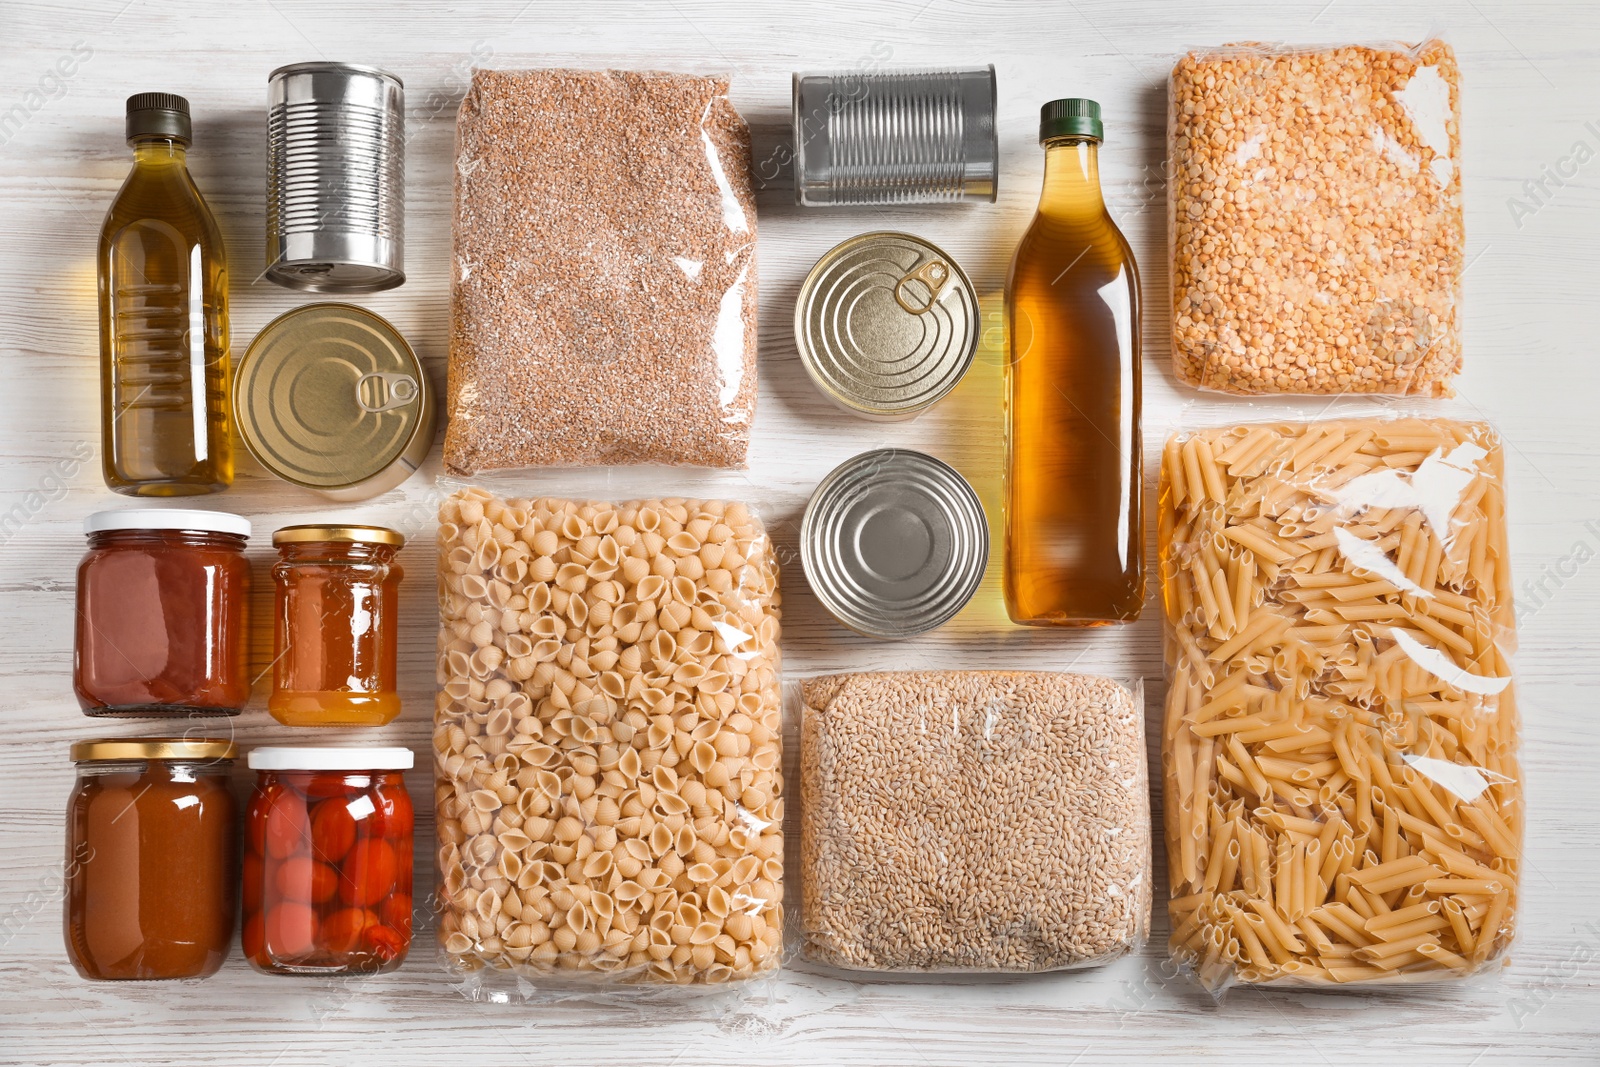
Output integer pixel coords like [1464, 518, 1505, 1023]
[1158, 418, 1520, 992]
[433, 487, 785, 997]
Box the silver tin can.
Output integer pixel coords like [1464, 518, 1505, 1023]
[792, 66, 998, 206]
[796, 231, 979, 420]
[266, 62, 405, 293]
[802, 448, 989, 639]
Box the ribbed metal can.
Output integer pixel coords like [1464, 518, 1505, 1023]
[266, 62, 405, 293]
[796, 231, 979, 420]
[792, 66, 998, 206]
[801, 448, 989, 639]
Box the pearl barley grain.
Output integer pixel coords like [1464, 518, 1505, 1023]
[435, 489, 783, 985]
[800, 671, 1153, 972]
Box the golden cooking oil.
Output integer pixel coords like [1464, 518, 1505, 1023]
[98, 93, 231, 495]
[1004, 98, 1143, 625]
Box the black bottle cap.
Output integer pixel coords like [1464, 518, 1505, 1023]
[126, 92, 192, 146]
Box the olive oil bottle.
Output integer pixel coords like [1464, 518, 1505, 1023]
[1004, 98, 1143, 625]
[98, 93, 231, 494]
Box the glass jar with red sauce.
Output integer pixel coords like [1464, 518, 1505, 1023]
[65, 738, 238, 980]
[243, 746, 414, 975]
[74, 509, 251, 717]
[270, 525, 404, 727]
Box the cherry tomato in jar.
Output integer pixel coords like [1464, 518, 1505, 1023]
[263, 796, 313, 860]
[274, 856, 339, 904]
[310, 797, 358, 864]
[378, 892, 414, 935]
[242, 913, 264, 959]
[284, 769, 370, 801]
[242, 852, 264, 914]
[264, 900, 318, 959]
[369, 779, 413, 840]
[361, 923, 406, 964]
[321, 907, 379, 955]
[339, 838, 398, 906]
[246, 781, 283, 857]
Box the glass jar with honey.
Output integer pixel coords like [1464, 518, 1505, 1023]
[270, 525, 404, 727]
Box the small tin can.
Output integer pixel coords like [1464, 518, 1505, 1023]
[234, 304, 434, 501]
[267, 62, 405, 293]
[801, 448, 989, 639]
[793, 66, 998, 206]
[796, 232, 979, 420]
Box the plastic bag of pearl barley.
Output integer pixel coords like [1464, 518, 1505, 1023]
[797, 670, 1153, 973]
[434, 487, 785, 999]
[1168, 40, 1463, 396]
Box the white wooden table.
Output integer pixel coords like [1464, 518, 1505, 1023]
[4, 1, 1598, 1063]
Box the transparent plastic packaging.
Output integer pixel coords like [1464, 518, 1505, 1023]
[445, 69, 758, 472]
[1158, 418, 1520, 991]
[434, 488, 784, 992]
[799, 670, 1151, 972]
[1168, 41, 1463, 396]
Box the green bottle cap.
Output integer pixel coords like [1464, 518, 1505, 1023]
[1039, 98, 1103, 143]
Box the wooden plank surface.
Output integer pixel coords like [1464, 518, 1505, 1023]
[2, 1, 1598, 1063]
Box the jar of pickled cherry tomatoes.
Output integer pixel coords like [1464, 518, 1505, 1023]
[242, 746, 414, 975]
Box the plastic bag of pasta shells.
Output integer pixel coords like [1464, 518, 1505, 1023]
[434, 487, 784, 993]
[1168, 40, 1463, 395]
[798, 670, 1152, 973]
[1159, 418, 1520, 993]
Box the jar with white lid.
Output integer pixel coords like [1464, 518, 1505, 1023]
[74, 508, 252, 717]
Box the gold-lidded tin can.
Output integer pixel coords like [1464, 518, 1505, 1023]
[801, 447, 989, 639]
[235, 303, 434, 501]
[795, 231, 979, 420]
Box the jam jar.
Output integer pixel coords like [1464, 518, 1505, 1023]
[270, 525, 404, 727]
[65, 738, 238, 980]
[74, 509, 251, 717]
[243, 746, 415, 975]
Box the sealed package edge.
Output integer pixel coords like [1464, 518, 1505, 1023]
[1159, 419, 1521, 991]
[445, 69, 758, 472]
[800, 670, 1151, 972]
[434, 488, 783, 987]
[1168, 40, 1463, 396]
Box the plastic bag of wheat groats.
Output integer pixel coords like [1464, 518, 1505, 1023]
[445, 69, 758, 472]
[1168, 41, 1463, 396]
[798, 670, 1152, 973]
[1159, 418, 1521, 992]
[433, 488, 784, 998]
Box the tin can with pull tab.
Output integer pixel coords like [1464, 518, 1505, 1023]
[796, 231, 979, 420]
[235, 303, 435, 500]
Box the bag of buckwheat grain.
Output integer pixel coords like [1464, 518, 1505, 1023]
[445, 69, 758, 472]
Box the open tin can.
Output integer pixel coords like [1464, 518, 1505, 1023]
[234, 303, 434, 501]
[796, 232, 979, 420]
[801, 448, 989, 639]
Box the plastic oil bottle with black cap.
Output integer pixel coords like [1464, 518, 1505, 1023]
[98, 92, 232, 495]
[1004, 98, 1144, 625]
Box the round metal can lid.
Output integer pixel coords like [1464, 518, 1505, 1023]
[247, 746, 414, 771]
[236, 303, 428, 491]
[273, 524, 405, 547]
[71, 738, 238, 763]
[796, 232, 979, 418]
[84, 508, 251, 538]
[801, 448, 989, 639]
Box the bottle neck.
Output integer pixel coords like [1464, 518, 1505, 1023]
[1039, 137, 1105, 216]
[130, 138, 188, 166]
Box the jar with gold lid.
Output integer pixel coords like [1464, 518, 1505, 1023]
[64, 738, 237, 980]
[270, 524, 405, 727]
